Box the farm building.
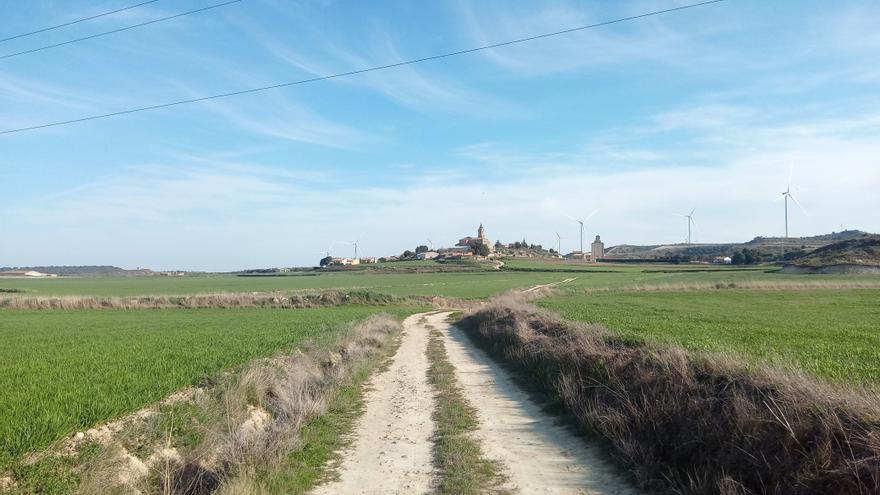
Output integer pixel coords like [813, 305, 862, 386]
[564, 251, 590, 261]
[416, 251, 439, 260]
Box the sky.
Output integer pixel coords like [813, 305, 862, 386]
[1, 0, 879, 271]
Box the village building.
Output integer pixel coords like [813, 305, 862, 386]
[564, 251, 590, 261]
[416, 251, 439, 260]
[456, 224, 494, 253]
[591, 235, 605, 262]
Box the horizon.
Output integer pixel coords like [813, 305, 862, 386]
[2, 0, 879, 271]
[2, 227, 872, 272]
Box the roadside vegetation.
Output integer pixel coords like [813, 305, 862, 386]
[425, 325, 506, 495]
[458, 298, 880, 494]
[542, 288, 880, 383]
[5, 314, 404, 494]
[0, 305, 422, 473]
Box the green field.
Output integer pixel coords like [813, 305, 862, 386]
[4, 263, 877, 299]
[0, 271, 565, 299]
[540, 289, 880, 384]
[0, 305, 421, 469]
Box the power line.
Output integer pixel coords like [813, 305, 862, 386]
[1, 0, 162, 44]
[0, 0, 241, 61]
[0, 0, 727, 136]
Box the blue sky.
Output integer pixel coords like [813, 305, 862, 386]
[2, 0, 879, 270]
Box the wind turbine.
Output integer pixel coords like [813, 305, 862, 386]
[680, 208, 696, 245]
[351, 240, 360, 260]
[574, 210, 599, 257]
[775, 167, 808, 254]
[555, 231, 562, 255]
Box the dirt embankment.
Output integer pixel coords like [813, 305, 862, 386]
[458, 298, 880, 494]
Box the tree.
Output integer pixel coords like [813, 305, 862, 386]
[743, 248, 756, 265]
[319, 256, 333, 267]
[474, 243, 490, 257]
[415, 245, 429, 254]
[494, 240, 504, 251]
[731, 251, 745, 265]
[402, 250, 415, 259]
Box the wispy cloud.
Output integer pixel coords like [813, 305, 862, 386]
[233, 9, 518, 116]
[453, 0, 756, 76]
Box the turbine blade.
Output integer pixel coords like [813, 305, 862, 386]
[689, 208, 696, 216]
[788, 164, 794, 189]
[773, 194, 786, 202]
[585, 209, 599, 222]
[789, 194, 808, 216]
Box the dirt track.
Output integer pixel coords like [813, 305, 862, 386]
[311, 313, 436, 495]
[311, 310, 637, 494]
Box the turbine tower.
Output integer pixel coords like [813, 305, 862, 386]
[775, 167, 807, 254]
[555, 231, 562, 254]
[682, 208, 696, 245]
[574, 210, 598, 258]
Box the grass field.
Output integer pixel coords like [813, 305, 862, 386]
[0, 305, 422, 470]
[4, 263, 878, 299]
[0, 271, 565, 299]
[540, 288, 880, 384]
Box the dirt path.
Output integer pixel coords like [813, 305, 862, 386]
[311, 313, 437, 495]
[523, 277, 577, 293]
[312, 310, 636, 494]
[428, 312, 638, 495]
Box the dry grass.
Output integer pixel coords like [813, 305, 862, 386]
[48, 314, 403, 494]
[0, 290, 405, 310]
[574, 279, 880, 295]
[0, 290, 473, 313]
[458, 296, 880, 494]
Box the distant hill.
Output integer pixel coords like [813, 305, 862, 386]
[781, 236, 880, 273]
[604, 230, 874, 262]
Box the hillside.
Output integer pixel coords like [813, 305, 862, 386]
[782, 236, 880, 273]
[604, 230, 872, 261]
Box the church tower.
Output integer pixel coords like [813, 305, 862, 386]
[478, 223, 486, 241]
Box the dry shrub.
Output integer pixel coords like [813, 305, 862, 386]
[73, 314, 401, 494]
[458, 298, 880, 494]
[0, 290, 402, 310]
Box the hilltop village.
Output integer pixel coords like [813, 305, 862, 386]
[319, 224, 605, 267]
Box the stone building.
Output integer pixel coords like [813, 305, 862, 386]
[591, 235, 605, 262]
[457, 223, 493, 252]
